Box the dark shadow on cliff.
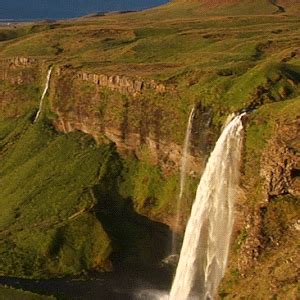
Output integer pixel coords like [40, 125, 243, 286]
[92, 146, 174, 288]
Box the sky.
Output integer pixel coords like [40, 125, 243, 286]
[0, 0, 169, 20]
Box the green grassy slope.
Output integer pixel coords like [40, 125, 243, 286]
[0, 115, 112, 278]
[0, 0, 299, 298]
[1, 1, 299, 118]
[0, 114, 173, 278]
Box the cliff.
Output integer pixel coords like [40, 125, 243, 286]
[0, 57, 216, 278]
[0, 58, 210, 177]
[220, 99, 300, 298]
[0, 57, 43, 117]
[52, 65, 211, 177]
[0, 2, 299, 297]
[50, 64, 218, 232]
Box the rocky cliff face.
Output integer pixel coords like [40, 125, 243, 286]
[239, 117, 299, 270]
[0, 57, 43, 117]
[51, 65, 216, 178]
[0, 57, 38, 85]
[4, 57, 36, 67]
[0, 58, 219, 231]
[261, 120, 299, 200]
[220, 107, 300, 298]
[75, 69, 169, 95]
[0, 56, 299, 296]
[0, 59, 186, 173]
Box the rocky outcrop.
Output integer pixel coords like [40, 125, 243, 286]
[63, 68, 170, 96]
[261, 119, 300, 199]
[235, 117, 299, 275]
[236, 206, 266, 276]
[51, 65, 215, 178]
[5, 56, 37, 68]
[54, 106, 205, 177]
[0, 57, 218, 232]
[0, 57, 39, 84]
[0, 58, 43, 117]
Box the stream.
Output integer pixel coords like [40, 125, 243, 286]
[0, 265, 172, 299]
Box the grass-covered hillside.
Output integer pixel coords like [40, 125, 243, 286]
[0, 0, 299, 298]
[0, 113, 172, 279]
[0, 115, 112, 278]
[0, 0, 299, 122]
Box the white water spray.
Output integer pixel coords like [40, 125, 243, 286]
[34, 67, 53, 123]
[172, 107, 195, 254]
[169, 113, 245, 300]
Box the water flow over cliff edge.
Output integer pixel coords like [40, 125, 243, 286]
[170, 113, 245, 300]
[34, 67, 53, 123]
[171, 106, 195, 254]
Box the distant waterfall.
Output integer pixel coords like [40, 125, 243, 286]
[169, 114, 245, 300]
[34, 67, 53, 123]
[172, 107, 195, 254]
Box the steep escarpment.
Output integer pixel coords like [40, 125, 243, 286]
[0, 57, 43, 117]
[0, 3, 299, 297]
[49, 64, 218, 231]
[220, 99, 300, 299]
[0, 58, 209, 177]
[52, 65, 211, 174]
[0, 56, 221, 244]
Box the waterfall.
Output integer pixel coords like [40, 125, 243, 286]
[172, 107, 195, 254]
[169, 113, 245, 300]
[222, 113, 235, 130]
[34, 67, 53, 123]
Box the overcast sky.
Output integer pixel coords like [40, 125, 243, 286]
[0, 0, 169, 20]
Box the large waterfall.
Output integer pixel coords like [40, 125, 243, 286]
[169, 114, 245, 300]
[34, 67, 53, 123]
[172, 107, 195, 254]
